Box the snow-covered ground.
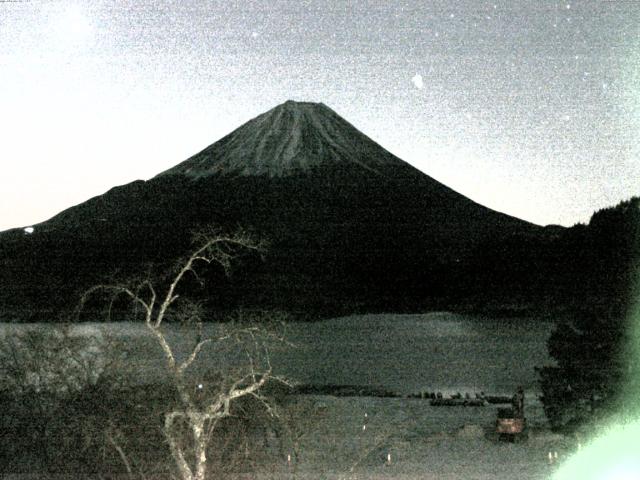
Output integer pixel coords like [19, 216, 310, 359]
[277, 312, 554, 395]
[239, 394, 571, 480]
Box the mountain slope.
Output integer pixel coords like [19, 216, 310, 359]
[0, 101, 550, 321]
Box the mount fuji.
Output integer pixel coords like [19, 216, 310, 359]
[0, 101, 548, 321]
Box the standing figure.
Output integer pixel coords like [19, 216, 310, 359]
[512, 386, 525, 418]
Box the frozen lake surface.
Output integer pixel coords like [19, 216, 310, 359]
[0, 312, 554, 395]
[280, 312, 553, 395]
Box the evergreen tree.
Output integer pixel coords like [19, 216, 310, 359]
[538, 197, 639, 431]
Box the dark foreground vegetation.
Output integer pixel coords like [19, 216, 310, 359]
[0, 231, 303, 480]
[0, 380, 301, 478]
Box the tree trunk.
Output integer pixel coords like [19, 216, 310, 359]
[193, 418, 208, 480]
[165, 413, 194, 480]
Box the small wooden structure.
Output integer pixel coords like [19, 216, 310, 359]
[496, 407, 526, 441]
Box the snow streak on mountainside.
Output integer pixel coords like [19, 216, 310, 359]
[158, 100, 404, 177]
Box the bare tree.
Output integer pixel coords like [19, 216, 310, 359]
[0, 325, 125, 397]
[0, 325, 131, 473]
[81, 228, 289, 480]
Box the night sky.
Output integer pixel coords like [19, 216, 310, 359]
[1, 0, 638, 231]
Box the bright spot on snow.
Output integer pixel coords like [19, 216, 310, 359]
[251, 31, 259, 38]
[24, 227, 34, 234]
[412, 74, 424, 89]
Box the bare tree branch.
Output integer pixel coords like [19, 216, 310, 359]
[78, 228, 283, 480]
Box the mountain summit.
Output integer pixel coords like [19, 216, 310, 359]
[158, 100, 403, 177]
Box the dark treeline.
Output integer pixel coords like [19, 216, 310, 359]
[533, 197, 639, 431]
[460, 196, 639, 314]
